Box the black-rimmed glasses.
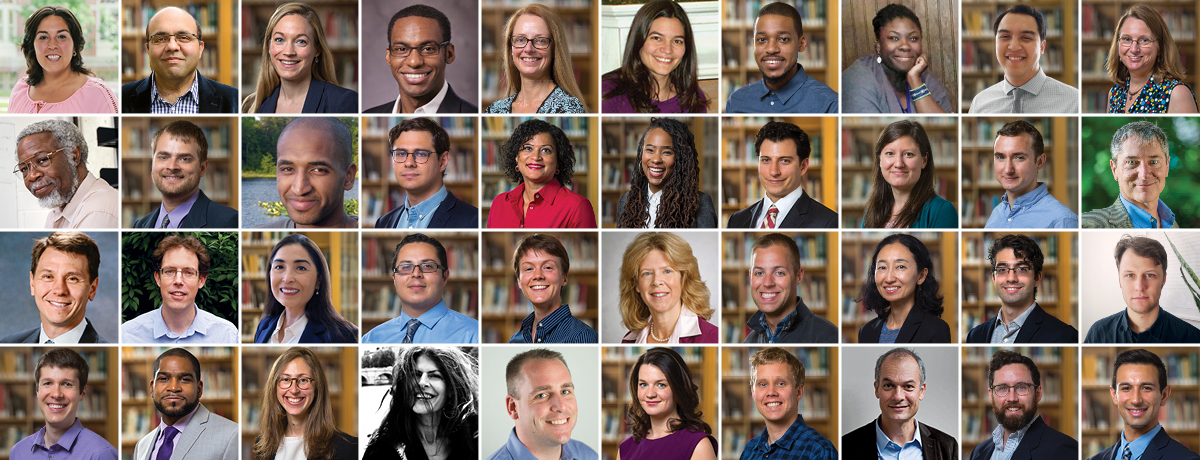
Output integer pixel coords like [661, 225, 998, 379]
[278, 377, 313, 390]
[389, 41, 450, 58]
[393, 262, 445, 275]
[511, 36, 552, 49]
[390, 149, 436, 164]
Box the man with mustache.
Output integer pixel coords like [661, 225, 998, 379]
[362, 233, 479, 343]
[132, 121, 239, 228]
[966, 235, 1077, 343]
[16, 120, 118, 228]
[843, 348, 957, 460]
[1084, 235, 1200, 343]
[983, 121, 1077, 229]
[740, 347, 836, 460]
[121, 235, 238, 343]
[2, 232, 109, 343]
[968, 350, 1077, 460]
[1088, 349, 1200, 460]
[488, 349, 597, 460]
[134, 348, 238, 460]
[255, 117, 359, 229]
[1082, 122, 1175, 229]
[969, 4, 1078, 113]
[122, 7, 239, 113]
[725, 2, 837, 113]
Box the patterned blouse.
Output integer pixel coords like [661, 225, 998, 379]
[485, 86, 585, 113]
[1108, 75, 1196, 113]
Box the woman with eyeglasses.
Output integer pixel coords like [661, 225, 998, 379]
[486, 119, 597, 228]
[364, 346, 479, 460]
[485, 4, 588, 113]
[242, 2, 358, 113]
[252, 234, 359, 343]
[9, 6, 117, 113]
[1105, 5, 1198, 113]
[253, 347, 357, 460]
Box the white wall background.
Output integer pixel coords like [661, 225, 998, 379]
[479, 346, 600, 455]
[0, 116, 118, 228]
[841, 346, 960, 437]
[1079, 231, 1200, 335]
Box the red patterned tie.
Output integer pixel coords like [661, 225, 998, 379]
[762, 205, 778, 229]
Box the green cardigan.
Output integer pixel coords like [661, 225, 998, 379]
[863, 195, 959, 228]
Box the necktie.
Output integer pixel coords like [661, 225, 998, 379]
[160, 214, 171, 229]
[156, 426, 180, 460]
[761, 205, 778, 229]
[1122, 445, 1132, 460]
[1012, 87, 1024, 113]
[44, 339, 53, 344]
[402, 319, 421, 344]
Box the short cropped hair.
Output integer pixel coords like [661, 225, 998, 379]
[1112, 348, 1168, 390]
[392, 233, 449, 272]
[756, 2, 803, 36]
[875, 348, 925, 386]
[987, 349, 1041, 388]
[388, 4, 451, 45]
[31, 232, 100, 282]
[153, 234, 211, 275]
[152, 120, 210, 163]
[505, 348, 569, 397]
[751, 233, 801, 276]
[279, 118, 354, 172]
[1114, 235, 1168, 273]
[17, 119, 89, 165]
[749, 347, 805, 387]
[1110, 121, 1169, 161]
[872, 4, 921, 40]
[995, 120, 1044, 157]
[988, 234, 1045, 297]
[155, 347, 202, 382]
[754, 121, 811, 161]
[992, 4, 1046, 41]
[35, 348, 90, 392]
[512, 234, 571, 275]
[389, 118, 451, 179]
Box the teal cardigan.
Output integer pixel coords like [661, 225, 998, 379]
[862, 195, 958, 228]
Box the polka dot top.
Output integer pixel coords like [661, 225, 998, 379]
[1108, 75, 1196, 113]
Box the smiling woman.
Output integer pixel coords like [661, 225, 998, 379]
[242, 2, 358, 114]
[252, 233, 359, 343]
[9, 6, 117, 113]
[364, 346, 479, 460]
[620, 347, 716, 460]
[617, 232, 717, 344]
[842, 3, 951, 113]
[854, 233, 950, 343]
[486, 119, 597, 228]
[602, 0, 708, 113]
[254, 347, 357, 460]
[486, 4, 588, 113]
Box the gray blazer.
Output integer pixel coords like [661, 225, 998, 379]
[134, 404, 238, 460]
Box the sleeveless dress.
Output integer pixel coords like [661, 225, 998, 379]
[618, 428, 716, 460]
[1108, 75, 1197, 113]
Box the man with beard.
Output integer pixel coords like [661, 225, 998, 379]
[966, 235, 1077, 343]
[739, 347, 836, 460]
[487, 349, 597, 460]
[968, 350, 1077, 460]
[255, 117, 359, 228]
[725, 2, 837, 113]
[1089, 349, 1200, 460]
[16, 120, 118, 228]
[134, 348, 238, 460]
[133, 121, 238, 228]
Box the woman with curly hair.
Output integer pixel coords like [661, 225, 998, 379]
[364, 346, 479, 460]
[620, 347, 717, 460]
[253, 234, 360, 343]
[1104, 4, 1198, 113]
[616, 118, 716, 228]
[253, 347, 356, 460]
[486, 119, 598, 228]
[9, 6, 117, 113]
[855, 233, 950, 343]
[242, 2, 358, 113]
[861, 120, 957, 228]
[485, 4, 588, 113]
[601, 0, 708, 113]
[618, 232, 717, 343]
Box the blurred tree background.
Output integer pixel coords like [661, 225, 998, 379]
[1081, 117, 1200, 227]
[241, 116, 360, 176]
[121, 231, 239, 324]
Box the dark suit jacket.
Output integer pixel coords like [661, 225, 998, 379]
[968, 416, 1078, 460]
[1088, 428, 1200, 460]
[253, 312, 358, 343]
[844, 418, 958, 460]
[966, 303, 1078, 343]
[257, 79, 358, 114]
[132, 189, 239, 229]
[258, 431, 357, 460]
[859, 305, 952, 343]
[121, 72, 239, 113]
[1, 320, 108, 343]
[726, 191, 838, 228]
[374, 191, 478, 228]
[364, 84, 478, 113]
[616, 191, 717, 228]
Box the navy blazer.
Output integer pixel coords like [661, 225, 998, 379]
[374, 191, 479, 229]
[1088, 428, 1200, 460]
[859, 305, 952, 343]
[121, 72, 239, 113]
[132, 189, 239, 229]
[1, 320, 108, 343]
[616, 191, 717, 228]
[253, 313, 358, 343]
[364, 84, 479, 113]
[966, 303, 1078, 343]
[968, 416, 1078, 460]
[726, 191, 838, 228]
[256, 79, 358, 114]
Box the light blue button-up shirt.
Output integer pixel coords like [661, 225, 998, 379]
[987, 413, 1037, 460]
[486, 428, 598, 460]
[1120, 195, 1176, 229]
[394, 185, 448, 229]
[989, 302, 1038, 344]
[875, 418, 923, 460]
[361, 300, 479, 343]
[984, 183, 1078, 228]
[121, 305, 239, 343]
[1116, 424, 1163, 460]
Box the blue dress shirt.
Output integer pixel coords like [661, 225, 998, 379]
[362, 300, 479, 343]
[121, 305, 239, 343]
[739, 414, 836, 460]
[726, 64, 838, 113]
[486, 428, 598, 460]
[509, 304, 597, 343]
[1117, 424, 1163, 460]
[394, 186, 449, 229]
[984, 183, 1078, 228]
[875, 419, 923, 460]
[1120, 195, 1176, 228]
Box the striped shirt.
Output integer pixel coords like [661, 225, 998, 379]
[150, 72, 201, 114]
[509, 304, 597, 343]
[740, 415, 836, 460]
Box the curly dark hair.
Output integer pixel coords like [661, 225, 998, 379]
[601, 0, 707, 113]
[367, 346, 479, 460]
[987, 349, 1041, 388]
[21, 6, 94, 86]
[862, 120, 938, 229]
[617, 118, 701, 228]
[499, 119, 576, 188]
[872, 3, 922, 40]
[626, 347, 711, 442]
[987, 234, 1044, 299]
[855, 233, 943, 318]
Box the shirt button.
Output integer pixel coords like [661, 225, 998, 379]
[770, 101, 775, 105]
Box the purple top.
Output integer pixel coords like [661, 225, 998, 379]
[619, 428, 716, 460]
[10, 418, 118, 460]
[154, 188, 201, 229]
[601, 76, 707, 113]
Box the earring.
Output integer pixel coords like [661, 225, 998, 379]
[876, 56, 881, 64]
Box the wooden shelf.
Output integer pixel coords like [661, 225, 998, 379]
[960, 347, 1076, 457]
[959, 232, 1078, 339]
[480, 117, 599, 228]
[240, 347, 357, 460]
[961, 0, 1077, 112]
[720, 231, 838, 342]
[600, 347, 717, 460]
[721, 0, 839, 105]
[480, 231, 598, 343]
[119, 346, 237, 457]
[1081, 347, 1200, 458]
[240, 0, 360, 98]
[481, 0, 599, 111]
[719, 116, 838, 226]
[361, 231, 479, 334]
[120, 0, 237, 88]
[240, 231, 359, 342]
[960, 117, 1078, 228]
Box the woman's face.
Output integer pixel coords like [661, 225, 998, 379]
[877, 17, 923, 73]
[1118, 18, 1158, 77]
[412, 355, 447, 415]
[269, 14, 317, 84]
[34, 15, 73, 76]
[517, 132, 558, 186]
[636, 364, 677, 419]
[636, 249, 683, 316]
[879, 136, 926, 193]
[639, 17, 686, 82]
[511, 14, 552, 80]
[276, 358, 315, 419]
[640, 128, 676, 194]
[874, 242, 928, 305]
[269, 244, 318, 310]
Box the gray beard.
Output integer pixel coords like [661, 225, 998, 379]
[35, 168, 80, 209]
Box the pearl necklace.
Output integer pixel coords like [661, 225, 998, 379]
[649, 318, 670, 342]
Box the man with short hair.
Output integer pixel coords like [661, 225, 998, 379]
[10, 348, 118, 459]
[968, 350, 1077, 460]
[967, 235, 1077, 343]
[16, 120, 118, 228]
[488, 349, 598, 460]
[122, 7, 239, 113]
[1083, 122, 1175, 228]
[375, 118, 478, 228]
[362, 233, 479, 343]
[739, 347, 836, 460]
[1088, 349, 1200, 460]
[727, 122, 837, 228]
[122, 235, 238, 343]
[726, 2, 837, 113]
[255, 117, 359, 228]
[1085, 235, 1200, 343]
[984, 121, 1077, 228]
[366, 5, 477, 113]
[2, 232, 108, 343]
[133, 121, 239, 228]
[843, 348, 957, 460]
[133, 348, 239, 460]
[744, 233, 836, 343]
[969, 4, 1078, 113]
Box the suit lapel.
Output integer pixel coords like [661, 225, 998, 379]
[301, 320, 327, 343]
[135, 78, 154, 112]
[142, 426, 162, 460]
[780, 194, 809, 227]
[255, 314, 281, 342]
[179, 190, 212, 228]
[429, 193, 454, 228]
[171, 405, 209, 460]
[896, 307, 924, 343]
[1014, 305, 1044, 343]
[302, 80, 324, 113]
[1142, 429, 1170, 460]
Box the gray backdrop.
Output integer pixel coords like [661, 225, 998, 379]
[0, 232, 120, 341]
[361, 0, 480, 110]
[841, 346, 960, 437]
[480, 346, 600, 455]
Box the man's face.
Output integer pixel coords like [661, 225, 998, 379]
[758, 139, 807, 202]
[151, 134, 207, 201]
[37, 366, 84, 431]
[993, 134, 1043, 199]
[991, 248, 1040, 309]
[750, 245, 802, 319]
[392, 242, 448, 312]
[388, 16, 453, 105]
[508, 359, 577, 451]
[752, 362, 801, 424]
[153, 246, 208, 314]
[753, 14, 803, 87]
[989, 363, 1041, 433]
[994, 12, 1044, 85]
[1118, 251, 1166, 316]
[145, 7, 204, 81]
[1110, 137, 1169, 211]
[30, 247, 96, 336]
[392, 130, 447, 199]
[874, 355, 925, 426]
[17, 132, 77, 209]
[153, 356, 203, 424]
[276, 128, 356, 227]
[517, 250, 568, 310]
[1110, 363, 1169, 437]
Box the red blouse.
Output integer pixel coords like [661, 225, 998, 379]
[486, 179, 598, 228]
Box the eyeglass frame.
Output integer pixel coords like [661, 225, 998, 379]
[157, 267, 205, 280]
[389, 148, 439, 164]
[992, 266, 1034, 277]
[392, 262, 446, 275]
[511, 35, 553, 50]
[277, 376, 314, 390]
[388, 40, 451, 58]
[1118, 36, 1157, 48]
[13, 148, 65, 177]
[989, 382, 1037, 397]
[148, 32, 201, 46]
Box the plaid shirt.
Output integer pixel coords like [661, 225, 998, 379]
[740, 415, 836, 460]
[149, 71, 200, 114]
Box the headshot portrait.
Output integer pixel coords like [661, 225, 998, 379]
[961, 232, 1079, 343]
[961, 117, 1079, 228]
[962, 2, 1079, 113]
[1080, 2, 1198, 113]
[480, 232, 598, 343]
[484, 3, 591, 113]
[482, 117, 599, 229]
[243, 346, 359, 460]
[841, 0, 958, 113]
[363, 2, 479, 113]
[7, 2, 119, 113]
[723, 2, 839, 113]
[240, 2, 359, 113]
[960, 347, 1078, 459]
[8, 347, 118, 459]
[121, 117, 240, 228]
[120, 3, 240, 113]
[720, 232, 838, 343]
[361, 117, 479, 229]
[723, 118, 838, 228]
[841, 231, 958, 343]
[1, 117, 118, 229]
[0, 231, 118, 343]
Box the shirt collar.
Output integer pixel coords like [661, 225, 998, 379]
[40, 317, 90, 344]
[34, 418, 84, 450]
[761, 187, 805, 225]
[989, 413, 1039, 452]
[157, 402, 200, 432]
[155, 188, 202, 229]
[1119, 194, 1176, 228]
[152, 304, 211, 339]
[507, 179, 564, 206]
[1119, 423, 1163, 459]
[401, 185, 448, 218]
[755, 414, 809, 451]
[53, 172, 101, 223]
[1003, 68, 1050, 96]
[874, 417, 922, 453]
[396, 80, 450, 114]
[271, 313, 308, 343]
[518, 304, 575, 339]
[999, 301, 1038, 330]
[624, 308, 704, 342]
[400, 300, 451, 329]
[1003, 182, 1050, 208]
[150, 71, 201, 106]
[755, 63, 810, 104]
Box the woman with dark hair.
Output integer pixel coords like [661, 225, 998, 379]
[253, 347, 356, 460]
[9, 6, 117, 113]
[486, 119, 598, 228]
[861, 120, 956, 228]
[364, 346, 479, 460]
[253, 234, 359, 343]
[1105, 4, 1198, 113]
[242, 2, 358, 113]
[616, 118, 716, 228]
[486, 4, 588, 113]
[620, 347, 717, 460]
[855, 234, 950, 343]
[842, 4, 950, 113]
[601, 0, 708, 113]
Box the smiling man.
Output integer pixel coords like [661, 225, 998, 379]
[362, 233, 479, 343]
[10, 348, 117, 460]
[1083, 122, 1175, 229]
[134, 348, 239, 460]
[366, 5, 477, 113]
[739, 347, 836, 460]
[843, 348, 957, 460]
[507, 234, 596, 343]
[984, 121, 1078, 228]
[726, 2, 837, 113]
[256, 117, 359, 229]
[375, 118, 478, 228]
[967, 235, 1077, 343]
[488, 349, 597, 460]
[1085, 235, 1200, 343]
[727, 122, 837, 228]
[122, 235, 238, 343]
[2, 232, 108, 344]
[16, 120, 118, 229]
[122, 7, 239, 113]
[133, 121, 239, 228]
[969, 350, 1077, 460]
[743, 233, 836, 343]
[1089, 349, 1200, 460]
[969, 4, 1078, 113]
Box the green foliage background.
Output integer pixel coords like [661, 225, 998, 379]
[121, 232, 239, 324]
[1081, 117, 1200, 228]
[241, 117, 360, 176]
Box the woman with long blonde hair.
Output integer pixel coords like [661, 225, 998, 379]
[618, 232, 717, 343]
[242, 2, 357, 113]
[253, 347, 356, 460]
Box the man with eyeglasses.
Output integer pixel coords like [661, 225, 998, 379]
[122, 235, 238, 343]
[16, 120, 118, 229]
[362, 233, 479, 343]
[969, 4, 1078, 113]
[984, 121, 1077, 229]
[122, 7, 239, 113]
[133, 121, 239, 229]
[2, 232, 109, 343]
[1083, 122, 1175, 228]
[1085, 235, 1200, 343]
[375, 118, 478, 229]
[366, 5, 478, 113]
[968, 350, 1077, 460]
[967, 235, 1077, 343]
[134, 348, 238, 460]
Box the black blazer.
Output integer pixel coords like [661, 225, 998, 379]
[256, 79, 358, 114]
[364, 84, 479, 113]
[859, 305, 951, 343]
[1, 320, 108, 343]
[726, 191, 838, 228]
[616, 191, 717, 228]
[969, 416, 1077, 460]
[374, 191, 478, 229]
[965, 303, 1078, 344]
[258, 431, 357, 460]
[253, 312, 358, 343]
[132, 189, 239, 229]
[844, 418, 958, 460]
[121, 72, 240, 113]
[1088, 428, 1200, 460]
